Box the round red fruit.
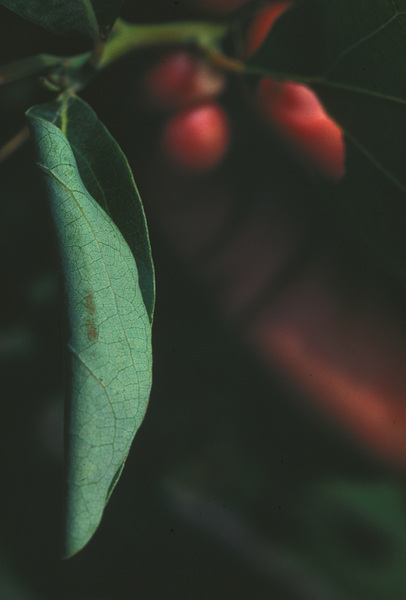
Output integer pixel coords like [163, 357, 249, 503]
[257, 78, 345, 180]
[144, 51, 225, 111]
[161, 102, 229, 172]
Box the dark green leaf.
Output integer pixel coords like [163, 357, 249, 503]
[0, 54, 62, 86]
[0, 0, 124, 38]
[27, 99, 153, 557]
[249, 0, 406, 282]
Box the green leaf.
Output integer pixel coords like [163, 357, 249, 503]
[34, 96, 155, 321]
[27, 99, 153, 557]
[249, 0, 406, 283]
[0, 0, 124, 39]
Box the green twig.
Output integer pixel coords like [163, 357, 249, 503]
[0, 125, 30, 163]
[1, 19, 245, 99]
[0, 54, 63, 85]
[99, 19, 243, 73]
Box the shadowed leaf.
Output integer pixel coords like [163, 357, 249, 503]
[0, 0, 124, 38]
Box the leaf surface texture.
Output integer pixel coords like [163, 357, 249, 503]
[27, 98, 153, 557]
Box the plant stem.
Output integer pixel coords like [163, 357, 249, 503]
[0, 125, 30, 163]
[0, 18, 244, 101]
[99, 19, 244, 73]
[0, 54, 63, 85]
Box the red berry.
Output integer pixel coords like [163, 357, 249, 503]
[144, 51, 225, 111]
[257, 78, 345, 180]
[161, 102, 229, 172]
[245, 1, 293, 57]
[244, 1, 344, 178]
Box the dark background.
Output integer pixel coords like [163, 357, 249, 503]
[1, 2, 406, 599]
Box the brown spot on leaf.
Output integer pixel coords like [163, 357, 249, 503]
[85, 293, 96, 315]
[84, 294, 98, 342]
